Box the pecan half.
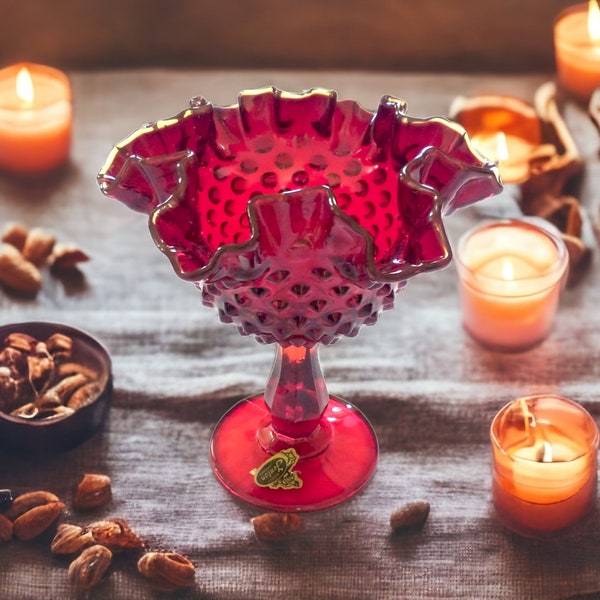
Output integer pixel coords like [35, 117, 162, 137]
[137, 551, 196, 592]
[68, 544, 112, 589]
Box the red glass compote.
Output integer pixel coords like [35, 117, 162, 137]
[98, 87, 502, 511]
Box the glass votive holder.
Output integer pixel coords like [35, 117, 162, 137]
[491, 394, 598, 538]
[554, 2, 600, 104]
[455, 219, 569, 352]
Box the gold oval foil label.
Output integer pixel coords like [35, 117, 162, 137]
[251, 448, 303, 490]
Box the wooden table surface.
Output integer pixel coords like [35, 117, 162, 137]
[1, 69, 600, 600]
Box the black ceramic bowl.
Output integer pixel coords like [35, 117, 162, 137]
[0, 321, 112, 454]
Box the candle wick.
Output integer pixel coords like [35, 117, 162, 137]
[535, 440, 553, 463]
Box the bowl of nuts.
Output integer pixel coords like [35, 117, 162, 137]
[0, 322, 112, 453]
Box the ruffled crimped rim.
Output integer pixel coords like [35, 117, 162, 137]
[97, 87, 502, 283]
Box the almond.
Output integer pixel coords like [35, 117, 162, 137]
[73, 474, 112, 510]
[4, 332, 37, 353]
[0, 513, 13, 543]
[22, 227, 56, 266]
[390, 501, 431, 533]
[1, 223, 29, 251]
[0, 243, 42, 295]
[3, 490, 61, 520]
[13, 500, 65, 540]
[251, 512, 303, 542]
[45, 333, 73, 359]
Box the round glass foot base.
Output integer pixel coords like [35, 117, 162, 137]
[209, 395, 378, 512]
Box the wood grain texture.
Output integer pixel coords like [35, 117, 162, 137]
[0, 0, 577, 72]
[0, 70, 599, 599]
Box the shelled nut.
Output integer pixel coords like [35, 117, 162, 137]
[67, 544, 113, 589]
[390, 501, 431, 534]
[73, 474, 112, 510]
[13, 501, 65, 540]
[137, 551, 196, 592]
[251, 512, 303, 542]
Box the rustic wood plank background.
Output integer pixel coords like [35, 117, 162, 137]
[0, 0, 579, 72]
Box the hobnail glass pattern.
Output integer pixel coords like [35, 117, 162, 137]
[98, 87, 501, 511]
[98, 87, 501, 347]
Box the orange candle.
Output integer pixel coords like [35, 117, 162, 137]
[455, 219, 568, 351]
[0, 63, 72, 175]
[471, 131, 536, 184]
[491, 394, 598, 537]
[554, 1, 600, 102]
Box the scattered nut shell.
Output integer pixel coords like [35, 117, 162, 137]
[0, 513, 13, 543]
[137, 551, 196, 592]
[68, 544, 112, 590]
[67, 381, 102, 411]
[0, 331, 103, 421]
[42, 372, 89, 406]
[2, 223, 28, 251]
[22, 227, 56, 266]
[57, 361, 98, 380]
[74, 474, 112, 511]
[390, 501, 431, 534]
[0, 243, 42, 295]
[251, 512, 304, 542]
[51, 523, 95, 554]
[13, 500, 65, 540]
[89, 518, 144, 551]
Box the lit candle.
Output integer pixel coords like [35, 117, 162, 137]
[554, 0, 600, 103]
[491, 394, 598, 537]
[455, 219, 569, 351]
[0, 63, 72, 175]
[450, 94, 545, 185]
[471, 131, 537, 184]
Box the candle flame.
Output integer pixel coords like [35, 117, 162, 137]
[501, 258, 514, 281]
[495, 132, 509, 163]
[16, 67, 34, 106]
[588, 0, 600, 43]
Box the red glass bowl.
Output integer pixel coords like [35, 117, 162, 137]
[98, 87, 502, 511]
